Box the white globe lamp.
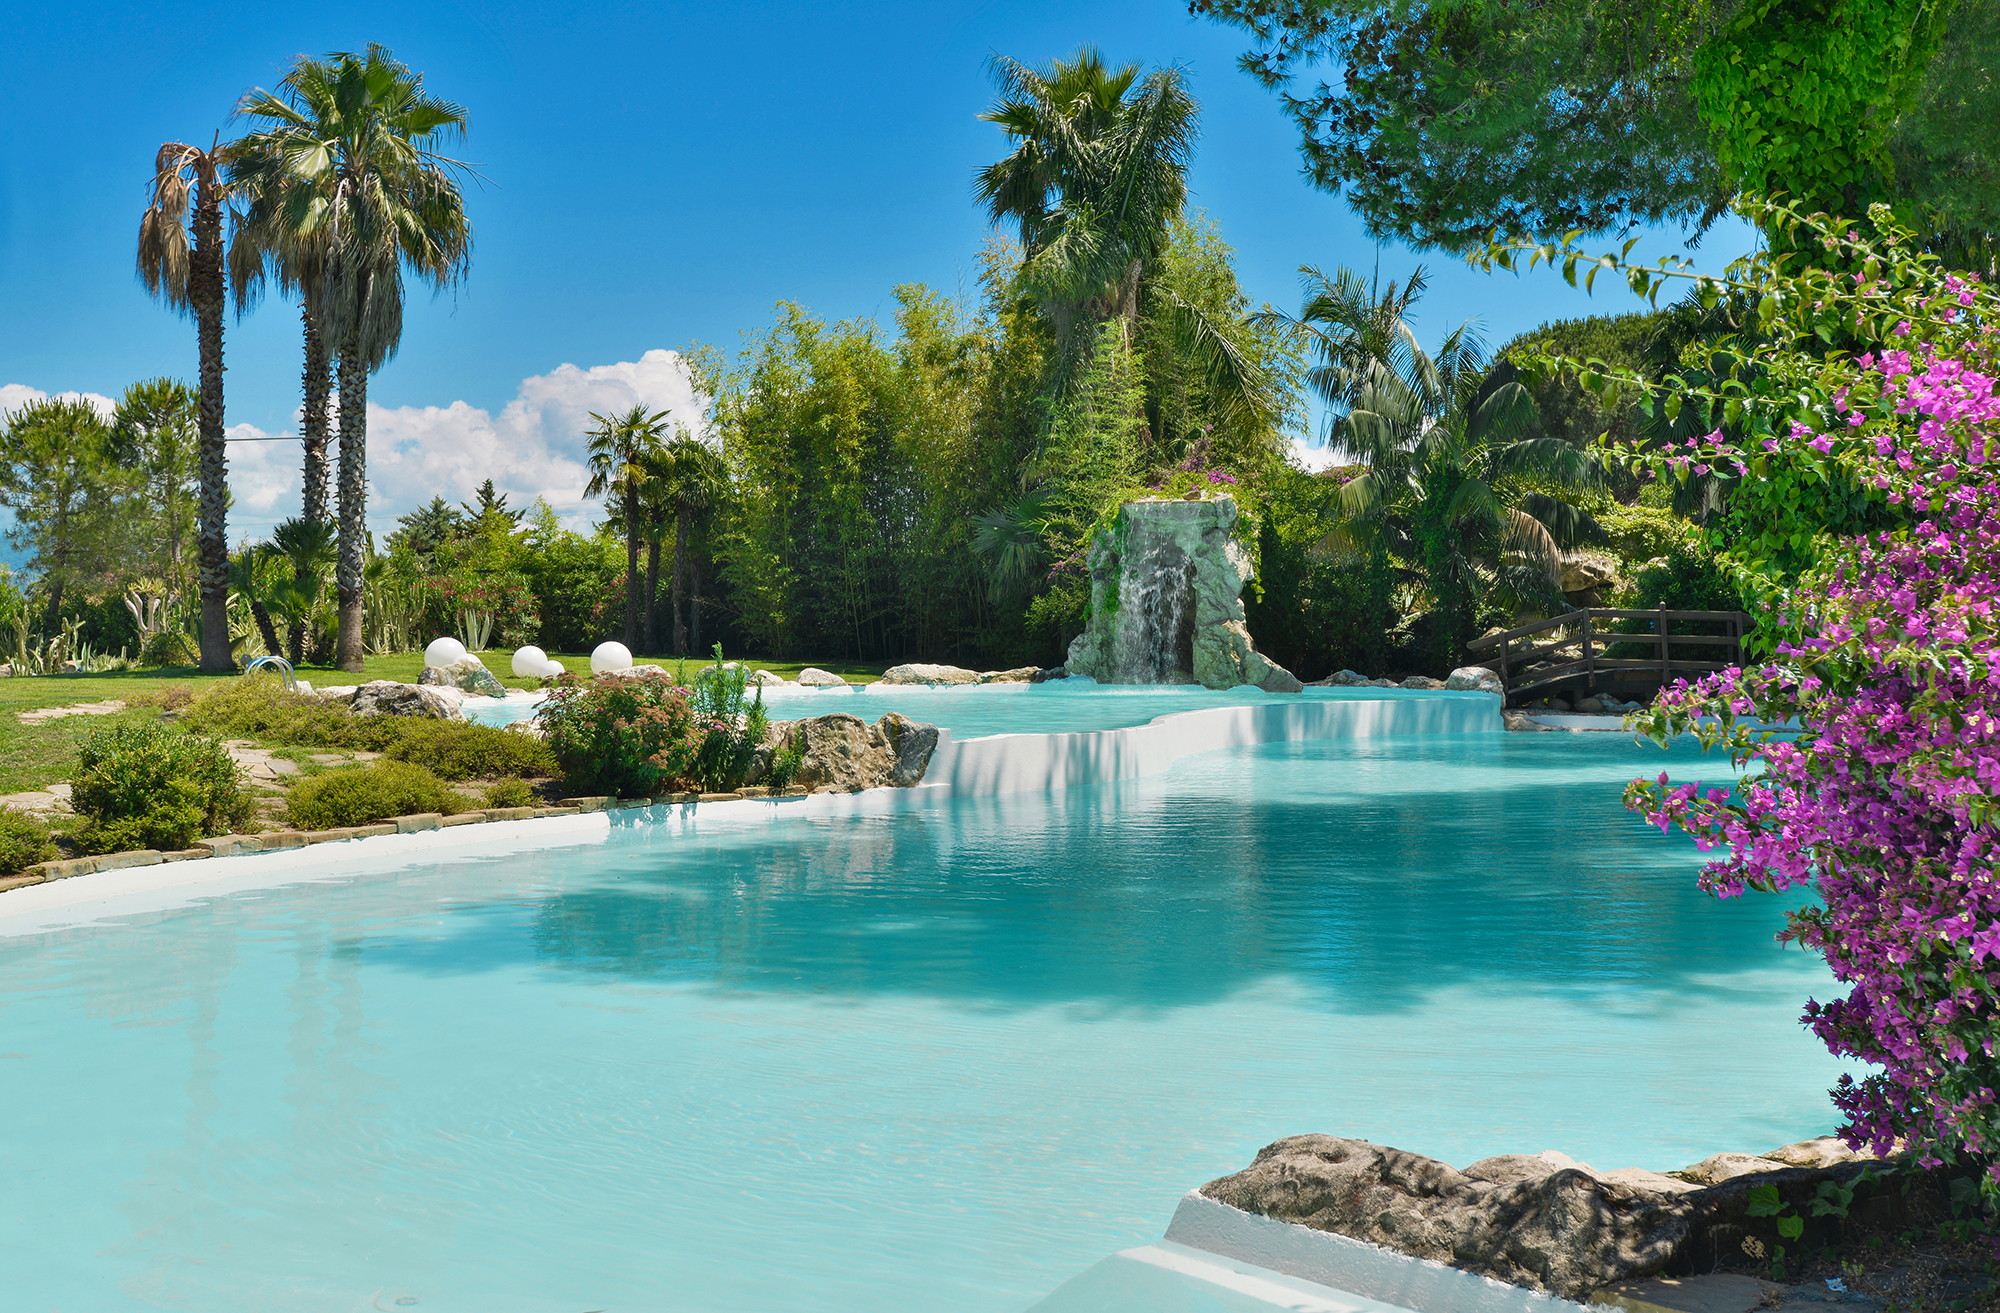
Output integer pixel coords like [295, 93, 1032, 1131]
[590, 641, 633, 674]
[424, 637, 468, 670]
[511, 645, 549, 678]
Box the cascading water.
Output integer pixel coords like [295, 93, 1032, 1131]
[1065, 496, 1302, 692]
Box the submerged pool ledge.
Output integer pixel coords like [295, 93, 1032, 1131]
[0, 692, 1499, 935]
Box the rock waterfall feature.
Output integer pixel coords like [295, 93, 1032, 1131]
[1064, 496, 1302, 692]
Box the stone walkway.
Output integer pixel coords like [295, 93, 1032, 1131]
[16, 699, 126, 725]
[0, 782, 71, 813]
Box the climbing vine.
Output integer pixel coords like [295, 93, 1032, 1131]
[1693, 0, 1956, 216]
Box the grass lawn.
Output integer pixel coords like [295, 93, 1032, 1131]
[0, 653, 894, 796]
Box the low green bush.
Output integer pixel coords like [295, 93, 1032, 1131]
[286, 761, 466, 830]
[483, 777, 536, 809]
[183, 679, 557, 778]
[71, 722, 252, 854]
[0, 810, 56, 874]
[539, 671, 700, 797]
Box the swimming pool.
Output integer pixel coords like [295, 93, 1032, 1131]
[0, 733, 1845, 1311]
[463, 678, 1473, 739]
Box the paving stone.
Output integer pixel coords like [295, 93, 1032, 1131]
[17, 699, 126, 725]
[162, 849, 210, 862]
[481, 807, 537, 821]
[440, 813, 486, 827]
[698, 792, 740, 802]
[393, 813, 443, 833]
[0, 873, 47, 891]
[611, 798, 653, 811]
[533, 806, 581, 817]
[559, 796, 611, 812]
[33, 857, 100, 880]
[258, 832, 308, 850]
[306, 829, 357, 845]
[350, 824, 397, 838]
[195, 836, 262, 858]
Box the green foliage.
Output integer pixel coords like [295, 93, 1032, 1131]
[483, 777, 536, 809]
[1594, 504, 1697, 563]
[1693, 0, 1951, 217]
[765, 747, 803, 791]
[1624, 543, 1743, 612]
[180, 680, 555, 779]
[0, 397, 136, 629]
[688, 649, 769, 792]
[1242, 465, 1396, 679]
[285, 760, 465, 830]
[520, 515, 624, 653]
[538, 671, 701, 797]
[0, 810, 56, 875]
[71, 722, 251, 854]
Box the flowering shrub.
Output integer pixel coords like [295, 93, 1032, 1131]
[1503, 202, 2000, 1176]
[538, 671, 701, 797]
[419, 570, 540, 651]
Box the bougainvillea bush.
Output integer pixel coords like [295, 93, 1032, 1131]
[1504, 203, 2000, 1176]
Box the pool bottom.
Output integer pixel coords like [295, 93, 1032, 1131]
[0, 735, 1844, 1313]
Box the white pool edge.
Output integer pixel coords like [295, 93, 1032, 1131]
[0, 692, 1499, 938]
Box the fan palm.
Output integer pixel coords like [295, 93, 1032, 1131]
[1258, 264, 1433, 430]
[584, 406, 674, 647]
[137, 138, 235, 672]
[232, 46, 473, 671]
[265, 517, 337, 663]
[976, 48, 1267, 419]
[651, 434, 727, 656]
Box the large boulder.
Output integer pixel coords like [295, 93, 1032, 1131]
[977, 667, 1040, 684]
[349, 680, 465, 720]
[757, 711, 940, 791]
[1446, 665, 1505, 695]
[796, 667, 848, 688]
[1309, 669, 1374, 688]
[1559, 552, 1620, 595]
[1200, 1135, 1900, 1303]
[879, 663, 981, 686]
[418, 655, 507, 698]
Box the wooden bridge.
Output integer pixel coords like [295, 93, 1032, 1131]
[1464, 607, 1753, 704]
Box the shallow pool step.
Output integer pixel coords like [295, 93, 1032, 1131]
[1028, 1240, 1416, 1312]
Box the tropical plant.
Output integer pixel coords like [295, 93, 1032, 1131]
[1313, 275, 1603, 670]
[229, 548, 285, 658]
[265, 515, 337, 663]
[584, 405, 674, 648]
[137, 139, 235, 671]
[231, 45, 473, 672]
[652, 433, 728, 655]
[976, 47, 1268, 416]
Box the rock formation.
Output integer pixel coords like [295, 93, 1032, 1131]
[347, 680, 465, 719]
[1063, 496, 1302, 692]
[418, 655, 507, 698]
[1200, 1134, 1896, 1302]
[796, 667, 848, 687]
[752, 712, 940, 791]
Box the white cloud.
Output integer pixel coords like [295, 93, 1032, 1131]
[1288, 436, 1344, 474]
[0, 384, 116, 422]
[6, 348, 707, 547]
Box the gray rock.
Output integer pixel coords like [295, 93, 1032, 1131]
[1368, 678, 1400, 688]
[1401, 675, 1446, 690]
[1029, 666, 1068, 684]
[1560, 552, 1620, 593]
[1504, 711, 1558, 732]
[418, 655, 507, 698]
[747, 669, 793, 687]
[1674, 1153, 1788, 1186]
[977, 667, 1040, 684]
[1063, 497, 1302, 693]
[761, 712, 940, 791]
[796, 667, 848, 687]
[1574, 695, 1607, 713]
[1309, 669, 1374, 687]
[1445, 666, 1504, 694]
[349, 680, 465, 720]
[879, 663, 981, 686]
[1200, 1135, 1898, 1303]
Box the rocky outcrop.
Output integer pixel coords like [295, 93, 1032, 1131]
[1200, 1135, 1896, 1302]
[978, 667, 1040, 684]
[880, 663, 981, 686]
[348, 680, 465, 720]
[418, 655, 507, 698]
[756, 711, 940, 791]
[1400, 675, 1445, 690]
[796, 667, 848, 688]
[1063, 496, 1302, 693]
[1446, 666, 1505, 695]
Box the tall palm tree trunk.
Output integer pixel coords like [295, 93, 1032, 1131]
[671, 502, 689, 655]
[690, 561, 702, 655]
[643, 536, 661, 654]
[623, 486, 641, 648]
[295, 293, 332, 666]
[193, 173, 232, 674]
[333, 276, 372, 673]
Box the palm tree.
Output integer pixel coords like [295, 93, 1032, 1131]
[137, 139, 235, 673]
[584, 406, 674, 647]
[265, 517, 337, 664]
[976, 48, 1265, 417]
[232, 46, 473, 672]
[1323, 306, 1604, 672]
[1259, 264, 1434, 427]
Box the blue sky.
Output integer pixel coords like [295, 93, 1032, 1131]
[0, 0, 1755, 546]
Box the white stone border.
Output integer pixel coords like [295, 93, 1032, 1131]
[0, 692, 1500, 937]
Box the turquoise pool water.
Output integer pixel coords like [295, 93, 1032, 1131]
[463, 679, 1470, 738]
[0, 734, 1846, 1311]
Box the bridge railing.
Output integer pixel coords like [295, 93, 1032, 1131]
[1463, 607, 1752, 703]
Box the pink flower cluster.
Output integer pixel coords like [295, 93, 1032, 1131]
[1626, 301, 2000, 1171]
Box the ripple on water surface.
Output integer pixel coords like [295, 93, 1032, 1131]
[0, 732, 1846, 1312]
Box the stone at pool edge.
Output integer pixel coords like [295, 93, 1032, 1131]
[417, 654, 507, 699]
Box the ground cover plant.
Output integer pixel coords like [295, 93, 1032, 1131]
[1503, 200, 2000, 1186]
[285, 759, 465, 829]
[70, 720, 251, 853]
[0, 809, 55, 875]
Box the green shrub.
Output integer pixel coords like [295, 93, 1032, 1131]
[687, 654, 768, 792]
[483, 777, 537, 808]
[71, 722, 252, 854]
[377, 718, 557, 780]
[539, 671, 700, 797]
[286, 761, 466, 830]
[0, 810, 56, 874]
[765, 747, 802, 791]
